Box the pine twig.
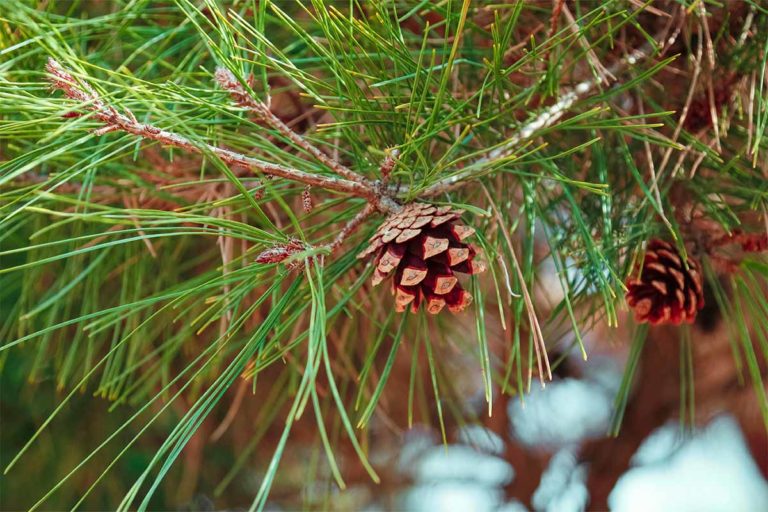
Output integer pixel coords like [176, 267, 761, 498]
[562, 3, 615, 85]
[419, 31, 673, 198]
[378, 148, 399, 184]
[214, 67, 366, 184]
[45, 59, 400, 214]
[327, 204, 375, 252]
[252, 204, 373, 268]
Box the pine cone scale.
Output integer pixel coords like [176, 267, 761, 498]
[377, 244, 404, 274]
[446, 249, 467, 266]
[411, 216, 433, 229]
[650, 280, 668, 295]
[415, 235, 450, 259]
[396, 228, 421, 243]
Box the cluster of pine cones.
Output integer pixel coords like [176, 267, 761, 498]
[357, 207, 707, 325]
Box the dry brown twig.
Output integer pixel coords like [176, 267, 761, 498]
[214, 67, 364, 184]
[482, 184, 551, 386]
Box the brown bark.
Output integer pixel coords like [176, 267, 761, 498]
[485, 393, 552, 509]
[581, 327, 680, 510]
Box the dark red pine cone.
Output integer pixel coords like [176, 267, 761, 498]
[625, 239, 705, 325]
[357, 203, 486, 314]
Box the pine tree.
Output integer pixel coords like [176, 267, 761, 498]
[1, 1, 767, 509]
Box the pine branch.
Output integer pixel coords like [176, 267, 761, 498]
[4, 2, 767, 509]
[45, 59, 401, 214]
[214, 67, 366, 185]
[326, 203, 375, 252]
[45, 27, 666, 216]
[418, 29, 677, 198]
[252, 204, 373, 265]
[45, 26, 669, 217]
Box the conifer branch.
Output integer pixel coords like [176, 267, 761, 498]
[326, 203, 375, 252]
[252, 204, 373, 268]
[419, 30, 676, 198]
[45, 59, 401, 214]
[46, 25, 666, 216]
[214, 67, 366, 184]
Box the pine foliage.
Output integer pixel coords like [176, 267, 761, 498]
[1, 0, 767, 508]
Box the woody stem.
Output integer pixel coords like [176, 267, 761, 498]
[46, 59, 400, 214]
[327, 204, 376, 252]
[215, 67, 366, 185]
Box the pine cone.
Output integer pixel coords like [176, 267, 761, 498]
[357, 203, 486, 314]
[625, 239, 705, 325]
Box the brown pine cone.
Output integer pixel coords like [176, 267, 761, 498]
[625, 239, 705, 325]
[357, 203, 486, 314]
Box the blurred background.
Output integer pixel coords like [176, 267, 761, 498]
[3, 265, 767, 510]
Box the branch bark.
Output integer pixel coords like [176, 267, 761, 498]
[327, 204, 376, 252]
[46, 28, 670, 217]
[45, 59, 400, 214]
[417, 30, 676, 198]
[214, 67, 366, 184]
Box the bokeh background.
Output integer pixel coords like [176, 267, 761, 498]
[3, 264, 767, 510]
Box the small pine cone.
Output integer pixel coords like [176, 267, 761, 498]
[255, 239, 306, 265]
[302, 185, 313, 213]
[357, 203, 486, 314]
[625, 239, 705, 325]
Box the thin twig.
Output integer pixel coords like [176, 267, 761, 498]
[46, 59, 400, 214]
[636, 92, 673, 233]
[540, 0, 565, 70]
[327, 204, 375, 252]
[123, 194, 158, 258]
[562, 4, 615, 85]
[49, 31, 664, 214]
[209, 373, 250, 442]
[482, 185, 551, 386]
[658, 8, 701, 178]
[419, 31, 670, 198]
[378, 148, 399, 184]
[252, 204, 374, 264]
[699, 2, 722, 152]
[215, 67, 366, 184]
